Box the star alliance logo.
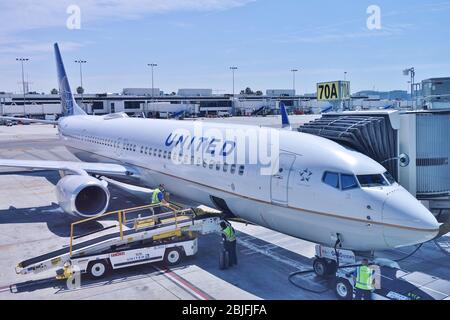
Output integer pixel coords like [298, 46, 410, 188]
[299, 169, 312, 182]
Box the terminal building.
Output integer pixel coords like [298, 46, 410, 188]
[1, 77, 450, 118]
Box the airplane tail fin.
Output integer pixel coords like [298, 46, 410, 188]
[54, 43, 86, 116]
[280, 102, 292, 130]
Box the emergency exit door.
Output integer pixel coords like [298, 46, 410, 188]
[271, 154, 296, 205]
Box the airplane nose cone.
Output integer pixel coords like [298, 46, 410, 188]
[382, 188, 440, 248]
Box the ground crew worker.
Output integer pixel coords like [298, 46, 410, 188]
[352, 258, 375, 300]
[220, 221, 237, 267]
[151, 184, 168, 215]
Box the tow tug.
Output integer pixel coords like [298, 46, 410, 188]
[15, 203, 223, 280]
[306, 244, 450, 300]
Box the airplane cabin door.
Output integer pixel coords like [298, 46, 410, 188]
[271, 153, 296, 205]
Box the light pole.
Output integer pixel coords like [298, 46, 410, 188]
[74, 60, 87, 105]
[291, 69, 298, 95]
[230, 66, 238, 116]
[16, 58, 29, 115]
[148, 63, 158, 102]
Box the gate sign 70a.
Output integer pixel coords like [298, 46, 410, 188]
[317, 81, 350, 101]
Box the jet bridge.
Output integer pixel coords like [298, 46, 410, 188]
[297, 111, 400, 179]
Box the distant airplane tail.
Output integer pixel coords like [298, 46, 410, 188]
[280, 102, 292, 130]
[54, 43, 86, 116]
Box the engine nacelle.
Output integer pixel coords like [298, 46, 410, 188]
[56, 175, 110, 218]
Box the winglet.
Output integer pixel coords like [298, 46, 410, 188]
[280, 102, 292, 130]
[54, 43, 86, 116]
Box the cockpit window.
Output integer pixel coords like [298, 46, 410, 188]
[384, 171, 396, 185]
[357, 174, 389, 187]
[341, 174, 358, 190]
[323, 172, 340, 189]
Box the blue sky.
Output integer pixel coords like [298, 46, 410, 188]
[1, 0, 450, 95]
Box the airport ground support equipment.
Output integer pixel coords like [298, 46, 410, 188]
[15, 203, 222, 279]
[312, 244, 450, 300]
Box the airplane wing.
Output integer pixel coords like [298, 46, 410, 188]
[0, 116, 58, 125]
[0, 159, 138, 177]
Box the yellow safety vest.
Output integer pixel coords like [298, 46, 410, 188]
[223, 226, 236, 242]
[152, 188, 162, 204]
[355, 265, 373, 290]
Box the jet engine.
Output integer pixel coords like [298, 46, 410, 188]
[56, 175, 110, 218]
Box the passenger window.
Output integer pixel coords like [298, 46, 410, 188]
[203, 161, 207, 168]
[323, 172, 339, 189]
[216, 163, 221, 171]
[209, 161, 214, 169]
[230, 164, 236, 174]
[341, 174, 358, 190]
[223, 163, 229, 172]
[239, 165, 245, 176]
[163, 151, 167, 159]
[140, 146, 143, 154]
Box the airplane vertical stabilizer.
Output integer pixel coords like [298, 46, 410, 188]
[54, 43, 86, 116]
[280, 102, 292, 130]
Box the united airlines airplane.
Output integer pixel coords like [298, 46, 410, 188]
[0, 44, 441, 254]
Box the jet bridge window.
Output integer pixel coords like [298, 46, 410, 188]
[357, 174, 389, 188]
[323, 172, 340, 189]
[341, 174, 358, 190]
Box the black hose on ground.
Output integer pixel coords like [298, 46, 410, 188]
[392, 243, 423, 262]
[288, 269, 331, 294]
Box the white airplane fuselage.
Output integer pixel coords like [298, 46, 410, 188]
[58, 115, 439, 251]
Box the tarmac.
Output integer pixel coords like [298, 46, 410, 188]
[0, 123, 449, 300]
